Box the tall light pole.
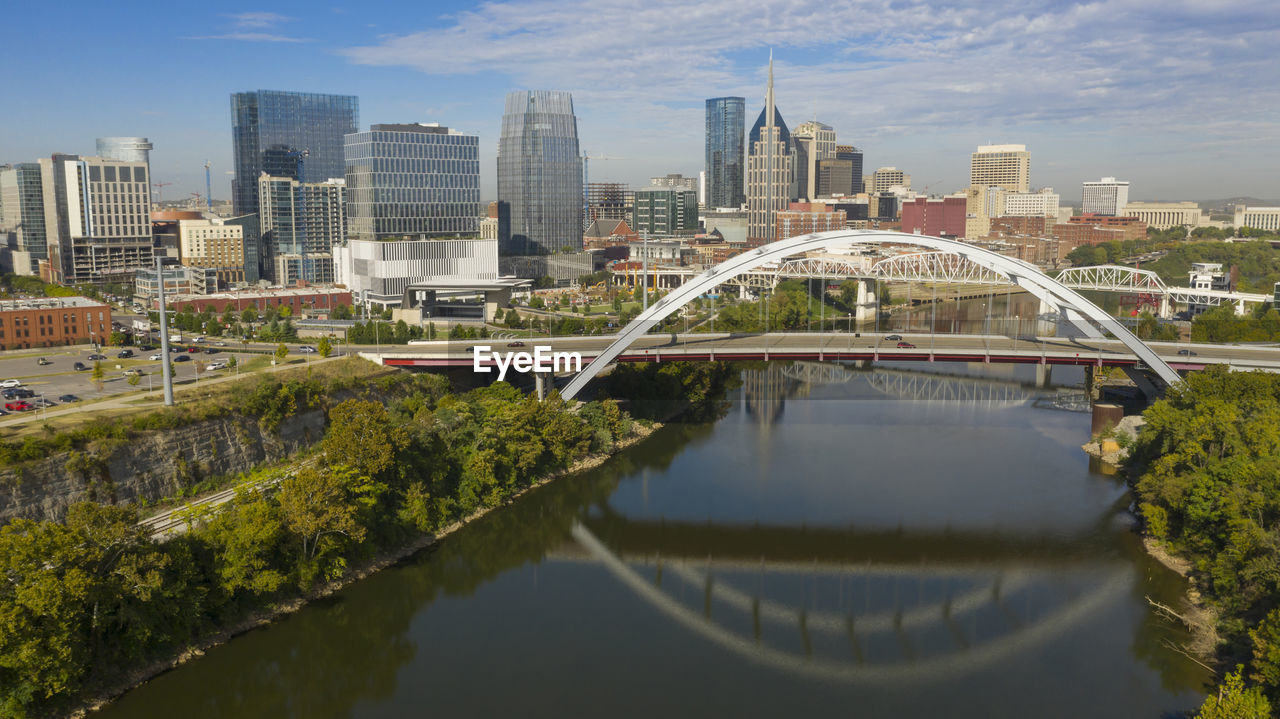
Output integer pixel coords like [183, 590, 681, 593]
[155, 258, 174, 406]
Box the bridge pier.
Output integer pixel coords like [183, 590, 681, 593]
[534, 372, 548, 401]
[855, 279, 877, 323]
[1158, 296, 1173, 319]
[1035, 364, 1052, 389]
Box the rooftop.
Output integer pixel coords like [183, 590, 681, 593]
[0, 296, 107, 312]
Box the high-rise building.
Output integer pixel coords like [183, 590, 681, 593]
[792, 121, 836, 201]
[40, 154, 153, 284]
[230, 90, 359, 217]
[1081, 177, 1130, 216]
[746, 55, 794, 244]
[586, 182, 633, 226]
[869, 167, 909, 193]
[705, 97, 746, 210]
[257, 175, 345, 285]
[901, 196, 968, 238]
[633, 187, 698, 236]
[650, 173, 698, 191]
[177, 218, 246, 286]
[0, 163, 48, 275]
[497, 90, 583, 255]
[95, 137, 153, 166]
[1002, 188, 1060, 218]
[966, 143, 1030, 238]
[334, 237, 498, 308]
[837, 145, 864, 193]
[343, 123, 480, 241]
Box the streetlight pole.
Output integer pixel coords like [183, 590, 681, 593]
[155, 258, 174, 406]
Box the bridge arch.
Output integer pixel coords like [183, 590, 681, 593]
[560, 230, 1181, 400]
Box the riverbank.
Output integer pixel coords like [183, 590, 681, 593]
[74, 421, 662, 716]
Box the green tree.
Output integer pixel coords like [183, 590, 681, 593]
[1193, 667, 1272, 718]
[203, 491, 288, 595]
[90, 360, 104, 393]
[317, 336, 332, 358]
[226, 355, 238, 371]
[331, 303, 352, 320]
[493, 308, 505, 323]
[127, 373, 141, 388]
[274, 343, 289, 362]
[1251, 608, 1280, 692]
[322, 399, 408, 478]
[279, 305, 293, 318]
[240, 307, 257, 324]
[612, 295, 622, 313]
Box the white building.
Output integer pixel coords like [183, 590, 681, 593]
[1234, 206, 1280, 232]
[40, 154, 153, 284]
[1125, 201, 1202, 230]
[1188, 262, 1230, 315]
[334, 237, 499, 308]
[1081, 177, 1130, 216]
[178, 218, 246, 286]
[1002, 188, 1060, 218]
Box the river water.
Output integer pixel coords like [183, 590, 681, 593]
[99, 361, 1209, 718]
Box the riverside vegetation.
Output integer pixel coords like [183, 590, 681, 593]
[0, 358, 738, 717]
[1127, 366, 1280, 716]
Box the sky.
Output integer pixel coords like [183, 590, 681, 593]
[3, 0, 1278, 205]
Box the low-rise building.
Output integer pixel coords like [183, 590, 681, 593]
[334, 236, 498, 309]
[1125, 201, 1202, 230]
[0, 296, 111, 350]
[774, 203, 848, 241]
[1234, 206, 1280, 232]
[901, 196, 967, 238]
[134, 265, 218, 305]
[156, 287, 353, 315]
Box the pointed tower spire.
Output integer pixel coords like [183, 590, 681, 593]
[765, 50, 775, 241]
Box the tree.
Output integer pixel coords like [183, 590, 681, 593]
[1251, 608, 1280, 691]
[612, 295, 623, 313]
[241, 307, 257, 324]
[318, 336, 332, 358]
[226, 355, 238, 372]
[279, 305, 293, 318]
[127, 373, 141, 388]
[90, 361, 104, 393]
[1194, 667, 1272, 718]
[321, 399, 407, 478]
[203, 491, 288, 595]
[492, 308, 504, 323]
[274, 343, 289, 362]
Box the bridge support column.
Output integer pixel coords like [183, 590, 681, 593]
[1038, 297, 1054, 316]
[534, 372, 548, 401]
[855, 279, 876, 323]
[1035, 364, 1052, 389]
[1158, 296, 1172, 319]
[1236, 299, 1247, 316]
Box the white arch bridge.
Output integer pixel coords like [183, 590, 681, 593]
[560, 231, 1182, 400]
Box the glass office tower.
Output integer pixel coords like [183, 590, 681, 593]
[344, 123, 480, 240]
[497, 90, 582, 255]
[231, 90, 359, 217]
[705, 97, 745, 209]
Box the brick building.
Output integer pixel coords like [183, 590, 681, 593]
[0, 297, 111, 351]
[157, 287, 352, 315]
[901, 196, 967, 238]
[772, 203, 847, 243]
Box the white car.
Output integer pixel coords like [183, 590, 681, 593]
[0, 379, 21, 388]
[149, 354, 163, 361]
[206, 361, 227, 371]
[299, 345, 318, 353]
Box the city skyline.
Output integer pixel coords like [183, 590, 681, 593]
[3, 1, 1278, 204]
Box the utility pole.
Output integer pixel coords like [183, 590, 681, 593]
[155, 258, 174, 406]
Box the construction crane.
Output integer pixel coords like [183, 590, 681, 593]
[188, 192, 203, 209]
[203, 161, 213, 212]
[151, 182, 172, 204]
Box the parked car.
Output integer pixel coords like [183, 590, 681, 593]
[896, 341, 916, 349]
[4, 401, 32, 412]
[507, 341, 526, 348]
[203, 347, 220, 354]
[138, 344, 154, 351]
[885, 335, 903, 341]
[2, 389, 22, 400]
[149, 354, 163, 361]
[13, 389, 34, 399]
[186, 347, 200, 353]
[31, 399, 55, 409]
[192, 337, 205, 343]
[174, 355, 192, 362]
[87, 353, 106, 360]
[73, 361, 87, 371]
[123, 368, 145, 377]
[116, 349, 134, 359]
[206, 361, 227, 371]
[36, 357, 52, 366]
[0, 379, 21, 388]
[58, 394, 80, 403]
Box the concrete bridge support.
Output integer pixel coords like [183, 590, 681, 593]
[855, 279, 877, 323]
[1035, 364, 1052, 389]
[1158, 296, 1173, 319]
[534, 372, 548, 401]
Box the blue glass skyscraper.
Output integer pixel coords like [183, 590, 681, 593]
[705, 97, 745, 209]
[230, 90, 359, 217]
[497, 91, 582, 255]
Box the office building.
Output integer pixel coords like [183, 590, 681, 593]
[586, 182, 633, 226]
[0, 296, 111, 351]
[40, 154, 153, 284]
[230, 90, 359, 216]
[746, 55, 793, 244]
[869, 167, 910, 193]
[134, 265, 218, 304]
[335, 237, 498, 308]
[1233, 206, 1280, 232]
[1002, 188, 1060, 218]
[705, 97, 746, 210]
[650, 173, 698, 192]
[177, 218, 246, 286]
[776, 204, 847, 240]
[1081, 177, 1130, 216]
[792, 121, 836, 201]
[817, 145, 863, 197]
[258, 175, 346, 285]
[157, 286, 352, 315]
[344, 122, 480, 242]
[497, 90, 583, 255]
[0, 163, 48, 275]
[966, 143, 1030, 238]
[634, 187, 698, 236]
[95, 137, 153, 166]
[1126, 201, 1203, 230]
[901, 196, 967, 238]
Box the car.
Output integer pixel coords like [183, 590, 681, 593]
[116, 349, 134, 359]
[206, 361, 227, 371]
[149, 354, 163, 361]
[215, 341, 227, 347]
[897, 341, 916, 349]
[73, 361, 87, 371]
[4, 401, 32, 412]
[885, 334, 903, 341]
[58, 394, 80, 403]
[0, 379, 21, 388]
[2, 389, 20, 400]
[169, 346, 182, 353]
[36, 357, 52, 366]
[138, 344, 154, 351]
[186, 347, 200, 353]
[174, 355, 192, 362]
[299, 345, 318, 353]
[87, 353, 106, 360]
[31, 399, 55, 409]
[123, 368, 145, 377]
[203, 347, 220, 354]
[507, 341, 526, 348]
[13, 389, 34, 399]
[1177, 349, 1198, 356]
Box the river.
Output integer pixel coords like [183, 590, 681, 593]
[97, 361, 1209, 718]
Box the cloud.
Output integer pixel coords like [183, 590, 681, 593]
[185, 32, 312, 43]
[225, 11, 294, 28]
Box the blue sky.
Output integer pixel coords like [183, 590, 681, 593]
[3, 0, 1278, 204]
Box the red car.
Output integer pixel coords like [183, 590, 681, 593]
[186, 347, 200, 353]
[896, 341, 916, 349]
[4, 401, 32, 412]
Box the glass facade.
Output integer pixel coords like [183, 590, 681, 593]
[344, 123, 480, 240]
[0, 163, 48, 267]
[497, 90, 583, 255]
[257, 176, 345, 284]
[231, 90, 359, 217]
[705, 97, 745, 209]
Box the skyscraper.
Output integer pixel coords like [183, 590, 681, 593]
[746, 55, 794, 244]
[792, 120, 836, 201]
[40, 154, 153, 284]
[95, 137, 153, 166]
[344, 123, 480, 240]
[966, 144, 1030, 238]
[1081, 177, 1130, 216]
[258, 176, 346, 285]
[497, 90, 583, 255]
[0, 163, 47, 275]
[230, 90, 359, 217]
[705, 97, 745, 209]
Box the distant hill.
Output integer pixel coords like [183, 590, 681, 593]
[1195, 197, 1280, 212]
